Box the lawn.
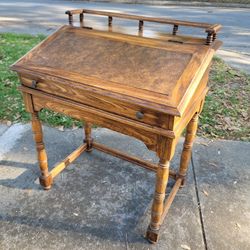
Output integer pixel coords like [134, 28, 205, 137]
[0, 33, 249, 141]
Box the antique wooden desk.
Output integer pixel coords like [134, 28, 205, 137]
[11, 9, 222, 243]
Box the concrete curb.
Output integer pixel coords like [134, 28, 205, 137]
[68, 0, 250, 9]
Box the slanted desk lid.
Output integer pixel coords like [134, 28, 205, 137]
[11, 25, 221, 116]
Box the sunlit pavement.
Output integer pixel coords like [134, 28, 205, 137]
[0, 0, 250, 72]
[0, 124, 249, 249]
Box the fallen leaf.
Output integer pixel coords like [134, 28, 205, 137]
[7, 121, 12, 126]
[73, 213, 79, 216]
[235, 223, 241, 229]
[209, 162, 217, 167]
[202, 190, 209, 196]
[57, 126, 64, 131]
[14, 114, 21, 120]
[181, 244, 191, 250]
[241, 111, 248, 119]
[224, 117, 231, 125]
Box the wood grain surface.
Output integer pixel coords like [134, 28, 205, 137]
[11, 25, 220, 116]
[11, 9, 222, 244]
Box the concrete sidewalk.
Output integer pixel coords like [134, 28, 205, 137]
[0, 0, 250, 73]
[0, 124, 249, 249]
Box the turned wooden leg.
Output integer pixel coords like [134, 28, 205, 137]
[146, 159, 170, 243]
[31, 112, 52, 190]
[178, 112, 199, 186]
[84, 122, 93, 152]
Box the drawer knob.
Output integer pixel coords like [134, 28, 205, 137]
[31, 80, 38, 88]
[136, 111, 144, 120]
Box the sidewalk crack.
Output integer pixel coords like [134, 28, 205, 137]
[191, 154, 208, 250]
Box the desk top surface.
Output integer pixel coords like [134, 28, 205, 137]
[12, 25, 220, 115]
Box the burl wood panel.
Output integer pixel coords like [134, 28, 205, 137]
[13, 26, 216, 116]
[23, 30, 191, 95]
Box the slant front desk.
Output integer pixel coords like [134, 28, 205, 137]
[11, 9, 222, 243]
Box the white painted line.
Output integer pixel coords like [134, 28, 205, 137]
[0, 123, 30, 161]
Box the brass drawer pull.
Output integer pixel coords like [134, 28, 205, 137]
[136, 111, 144, 120]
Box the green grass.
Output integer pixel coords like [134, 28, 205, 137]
[0, 33, 249, 140]
[0, 33, 82, 129]
[198, 57, 250, 141]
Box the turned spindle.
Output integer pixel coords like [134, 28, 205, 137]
[212, 32, 217, 41]
[147, 160, 170, 243]
[66, 12, 73, 26]
[80, 13, 84, 27]
[178, 112, 199, 186]
[31, 112, 52, 190]
[138, 20, 144, 36]
[84, 122, 93, 152]
[108, 16, 113, 31]
[172, 24, 179, 35]
[108, 16, 113, 27]
[146, 137, 175, 243]
[206, 32, 213, 45]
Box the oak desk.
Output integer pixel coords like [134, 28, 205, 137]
[11, 9, 222, 243]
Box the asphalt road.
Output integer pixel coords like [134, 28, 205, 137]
[0, 0, 250, 72]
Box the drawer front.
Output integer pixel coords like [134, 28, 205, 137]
[31, 94, 158, 151]
[20, 75, 170, 129]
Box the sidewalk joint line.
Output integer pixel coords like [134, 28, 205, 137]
[191, 153, 208, 250]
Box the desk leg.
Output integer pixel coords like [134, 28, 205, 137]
[84, 122, 93, 152]
[178, 112, 199, 186]
[31, 112, 52, 190]
[146, 137, 173, 243]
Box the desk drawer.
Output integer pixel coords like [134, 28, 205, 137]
[20, 75, 170, 129]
